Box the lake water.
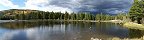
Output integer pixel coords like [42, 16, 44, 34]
[0, 20, 144, 40]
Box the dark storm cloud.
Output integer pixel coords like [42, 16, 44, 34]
[46, 0, 133, 14]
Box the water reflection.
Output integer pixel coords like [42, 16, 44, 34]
[0, 20, 143, 40]
[128, 29, 144, 38]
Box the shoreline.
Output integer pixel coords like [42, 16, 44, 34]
[1, 20, 144, 40]
[1, 20, 144, 30]
[91, 36, 144, 40]
[0, 19, 123, 23]
[123, 22, 144, 30]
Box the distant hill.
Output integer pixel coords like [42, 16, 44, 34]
[0, 9, 42, 16]
[0, 9, 117, 15]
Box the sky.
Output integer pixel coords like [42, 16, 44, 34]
[0, 0, 133, 14]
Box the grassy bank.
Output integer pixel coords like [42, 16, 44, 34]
[91, 36, 144, 40]
[123, 22, 144, 30]
[62, 20, 122, 23]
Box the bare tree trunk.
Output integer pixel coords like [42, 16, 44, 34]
[137, 18, 142, 24]
[142, 18, 144, 24]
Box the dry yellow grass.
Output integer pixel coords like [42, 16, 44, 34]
[91, 36, 144, 40]
[123, 22, 144, 30]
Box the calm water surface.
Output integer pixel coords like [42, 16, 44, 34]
[0, 20, 144, 40]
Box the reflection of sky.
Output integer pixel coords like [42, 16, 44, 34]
[0, 24, 67, 40]
[0, 28, 10, 36]
[0, 23, 131, 40]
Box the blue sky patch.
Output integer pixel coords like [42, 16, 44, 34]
[10, 0, 26, 7]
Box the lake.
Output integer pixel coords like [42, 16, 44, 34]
[0, 20, 144, 40]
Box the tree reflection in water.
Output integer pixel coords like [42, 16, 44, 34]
[0, 20, 144, 40]
[129, 29, 144, 38]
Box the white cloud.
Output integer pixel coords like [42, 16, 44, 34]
[0, 0, 73, 13]
[0, 0, 133, 14]
[24, 0, 73, 13]
[41, 5, 72, 13]
[24, 0, 48, 9]
[0, 0, 19, 8]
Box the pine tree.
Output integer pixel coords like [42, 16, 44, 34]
[129, 0, 144, 24]
[64, 11, 69, 20]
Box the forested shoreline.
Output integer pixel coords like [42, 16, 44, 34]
[0, 9, 127, 22]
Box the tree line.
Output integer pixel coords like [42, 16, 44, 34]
[0, 11, 126, 21]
